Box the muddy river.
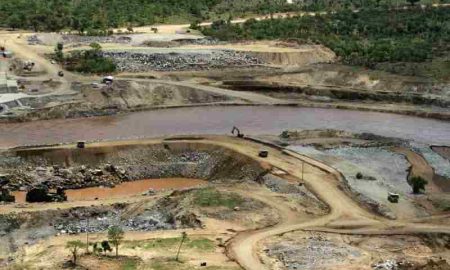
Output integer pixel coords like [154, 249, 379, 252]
[0, 106, 449, 148]
[13, 178, 207, 203]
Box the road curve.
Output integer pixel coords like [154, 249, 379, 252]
[209, 138, 449, 270]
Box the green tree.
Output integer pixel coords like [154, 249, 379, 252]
[108, 226, 124, 257]
[89, 42, 102, 52]
[66, 240, 85, 265]
[411, 176, 428, 194]
[54, 42, 64, 62]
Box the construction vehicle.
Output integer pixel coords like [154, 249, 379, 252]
[77, 141, 86, 149]
[259, 150, 269, 158]
[102, 76, 114, 84]
[388, 192, 400, 203]
[231, 126, 244, 138]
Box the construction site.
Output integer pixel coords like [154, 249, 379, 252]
[0, 9, 449, 270]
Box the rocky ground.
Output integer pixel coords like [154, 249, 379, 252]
[262, 231, 450, 270]
[0, 183, 280, 267]
[266, 129, 449, 219]
[262, 173, 328, 216]
[102, 50, 263, 72]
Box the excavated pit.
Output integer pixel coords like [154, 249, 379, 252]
[0, 141, 269, 194]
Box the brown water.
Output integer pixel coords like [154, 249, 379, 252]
[1, 106, 449, 148]
[13, 178, 207, 203]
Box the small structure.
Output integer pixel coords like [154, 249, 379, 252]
[387, 192, 400, 203]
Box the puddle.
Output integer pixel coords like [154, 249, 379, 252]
[13, 178, 207, 203]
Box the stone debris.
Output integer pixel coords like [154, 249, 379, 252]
[27, 34, 132, 45]
[372, 259, 399, 270]
[266, 234, 362, 270]
[54, 209, 174, 235]
[102, 50, 263, 72]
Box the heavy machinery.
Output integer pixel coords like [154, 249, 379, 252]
[231, 126, 244, 138]
[388, 192, 400, 203]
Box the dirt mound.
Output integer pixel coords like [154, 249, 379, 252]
[79, 80, 238, 110]
[246, 45, 336, 66]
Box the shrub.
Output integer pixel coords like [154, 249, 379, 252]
[410, 176, 428, 194]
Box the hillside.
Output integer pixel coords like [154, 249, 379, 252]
[202, 6, 450, 79]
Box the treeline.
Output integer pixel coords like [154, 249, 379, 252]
[202, 6, 450, 66]
[0, 0, 445, 33]
[0, 0, 294, 32]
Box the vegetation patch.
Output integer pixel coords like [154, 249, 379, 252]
[202, 7, 450, 78]
[63, 43, 116, 74]
[0, 0, 297, 32]
[192, 188, 245, 209]
[125, 237, 215, 252]
[145, 257, 239, 270]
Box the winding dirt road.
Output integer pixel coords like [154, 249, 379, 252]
[195, 137, 450, 270]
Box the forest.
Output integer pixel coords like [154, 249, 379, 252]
[0, 0, 290, 32]
[201, 6, 450, 67]
[0, 0, 446, 33]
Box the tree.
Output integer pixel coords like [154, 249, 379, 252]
[66, 240, 85, 265]
[108, 226, 124, 257]
[55, 42, 64, 62]
[411, 176, 428, 194]
[89, 42, 102, 52]
[176, 232, 188, 262]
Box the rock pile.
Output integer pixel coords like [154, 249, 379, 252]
[54, 209, 174, 235]
[27, 34, 133, 46]
[102, 50, 263, 72]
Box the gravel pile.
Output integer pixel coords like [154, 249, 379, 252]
[62, 34, 132, 44]
[102, 50, 263, 72]
[27, 34, 132, 45]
